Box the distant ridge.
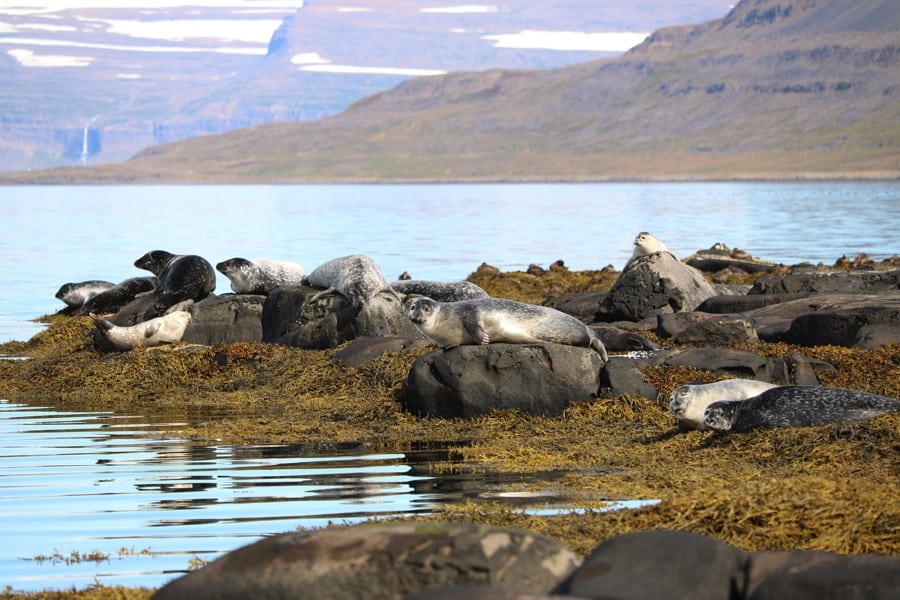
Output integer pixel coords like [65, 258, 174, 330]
[4, 0, 898, 184]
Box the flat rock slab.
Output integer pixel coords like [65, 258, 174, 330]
[152, 522, 582, 600]
[401, 343, 604, 418]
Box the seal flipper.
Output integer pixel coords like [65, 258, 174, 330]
[143, 321, 163, 338]
[590, 337, 609, 365]
[464, 321, 490, 344]
[309, 286, 335, 303]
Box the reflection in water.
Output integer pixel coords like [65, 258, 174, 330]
[0, 401, 653, 592]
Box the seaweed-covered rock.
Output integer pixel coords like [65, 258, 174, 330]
[152, 522, 582, 600]
[596, 252, 716, 322]
[402, 343, 604, 418]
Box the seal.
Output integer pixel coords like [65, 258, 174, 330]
[55, 280, 114, 313]
[303, 254, 392, 308]
[702, 385, 900, 433]
[216, 257, 306, 294]
[390, 279, 489, 302]
[624, 231, 678, 269]
[138, 251, 216, 309]
[90, 309, 192, 351]
[134, 249, 181, 276]
[73, 276, 158, 316]
[407, 296, 608, 364]
[668, 379, 779, 430]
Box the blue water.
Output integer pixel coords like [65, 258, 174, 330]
[0, 182, 897, 591]
[1, 182, 898, 343]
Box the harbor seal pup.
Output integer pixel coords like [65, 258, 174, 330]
[390, 279, 489, 302]
[702, 385, 900, 433]
[669, 379, 780, 430]
[216, 257, 306, 294]
[90, 309, 192, 351]
[624, 231, 678, 269]
[55, 280, 114, 313]
[407, 297, 608, 364]
[303, 254, 393, 308]
[73, 276, 158, 316]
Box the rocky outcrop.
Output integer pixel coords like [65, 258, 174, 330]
[749, 269, 899, 295]
[402, 343, 604, 418]
[596, 252, 717, 322]
[182, 294, 265, 345]
[152, 522, 582, 600]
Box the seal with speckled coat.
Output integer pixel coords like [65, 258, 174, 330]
[669, 379, 779, 430]
[303, 254, 392, 308]
[408, 296, 608, 364]
[703, 385, 900, 432]
[217, 257, 306, 294]
[390, 279, 489, 302]
[90, 309, 191, 351]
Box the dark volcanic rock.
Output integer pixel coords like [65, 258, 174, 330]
[331, 335, 431, 367]
[182, 294, 265, 345]
[673, 315, 759, 346]
[685, 244, 775, 274]
[596, 252, 716, 322]
[554, 530, 746, 600]
[749, 269, 899, 295]
[543, 291, 607, 321]
[696, 292, 808, 313]
[152, 522, 582, 600]
[401, 343, 604, 418]
[598, 356, 659, 400]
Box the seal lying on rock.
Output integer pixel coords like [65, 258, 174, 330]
[304, 254, 393, 308]
[669, 379, 780, 430]
[624, 231, 678, 269]
[408, 297, 608, 364]
[55, 280, 114, 313]
[73, 276, 158, 316]
[216, 257, 305, 294]
[90, 309, 192, 351]
[390, 279, 489, 302]
[703, 385, 900, 432]
[135, 250, 216, 311]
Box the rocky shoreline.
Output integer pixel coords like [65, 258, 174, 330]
[0, 247, 898, 599]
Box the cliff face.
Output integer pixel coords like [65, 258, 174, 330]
[0, 0, 729, 173]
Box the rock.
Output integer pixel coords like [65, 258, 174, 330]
[331, 336, 431, 367]
[664, 347, 790, 383]
[749, 269, 900, 295]
[401, 343, 604, 418]
[590, 325, 661, 352]
[696, 293, 808, 314]
[554, 530, 746, 600]
[674, 315, 759, 346]
[543, 291, 607, 321]
[262, 287, 420, 349]
[598, 356, 658, 400]
[853, 324, 900, 350]
[785, 352, 835, 386]
[181, 294, 265, 345]
[152, 522, 582, 600]
[405, 586, 581, 599]
[685, 243, 775, 274]
[596, 252, 717, 322]
[745, 550, 900, 600]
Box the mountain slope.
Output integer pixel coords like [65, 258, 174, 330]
[6, 0, 899, 183]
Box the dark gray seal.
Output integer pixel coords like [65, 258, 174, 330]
[134, 249, 181, 276]
[114, 251, 215, 323]
[408, 296, 608, 364]
[303, 254, 392, 308]
[73, 276, 157, 316]
[703, 385, 900, 432]
[390, 279, 489, 302]
[216, 257, 305, 294]
[55, 280, 114, 313]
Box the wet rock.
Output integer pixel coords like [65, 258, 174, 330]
[331, 335, 431, 367]
[262, 287, 420, 349]
[152, 522, 582, 600]
[745, 550, 900, 600]
[852, 324, 900, 350]
[596, 252, 716, 322]
[182, 294, 265, 345]
[749, 269, 899, 295]
[402, 343, 604, 418]
[554, 530, 746, 600]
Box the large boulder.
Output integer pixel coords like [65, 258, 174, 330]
[402, 343, 604, 418]
[749, 269, 899, 295]
[152, 522, 582, 600]
[596, 252, 716, 322]
[182, 294, 265, 345]
[262, 287, 420, 349]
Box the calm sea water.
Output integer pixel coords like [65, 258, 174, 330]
[0, 182, 897, 591]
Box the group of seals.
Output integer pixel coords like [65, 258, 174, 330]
[669, 379, 779, 430]
[216, 258, 306, 294]
[407, 296, 608, 364]
[702, 385, 900, 432]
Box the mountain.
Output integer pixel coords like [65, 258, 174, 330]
[4, 0, 898, 183]
[0, 0, 729, 173]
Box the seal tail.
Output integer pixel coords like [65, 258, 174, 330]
[89, 312, 114, 335]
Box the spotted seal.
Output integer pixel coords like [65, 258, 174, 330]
[669, 379, 779, 430]
[73, 276, 158, 316]
[55, 280, 114, 313]
[135, 250, 216, 310]
[703, 385, 900, 432]
[390, 279, 489, 302]
[303, 254, 393, 308]
[407, 296, 608, 364]
[624, 231, 678, 269]
[90, 308, 192, 351]
[216, 257, 306, 294]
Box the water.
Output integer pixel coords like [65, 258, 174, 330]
[0, 182, 897, 590]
